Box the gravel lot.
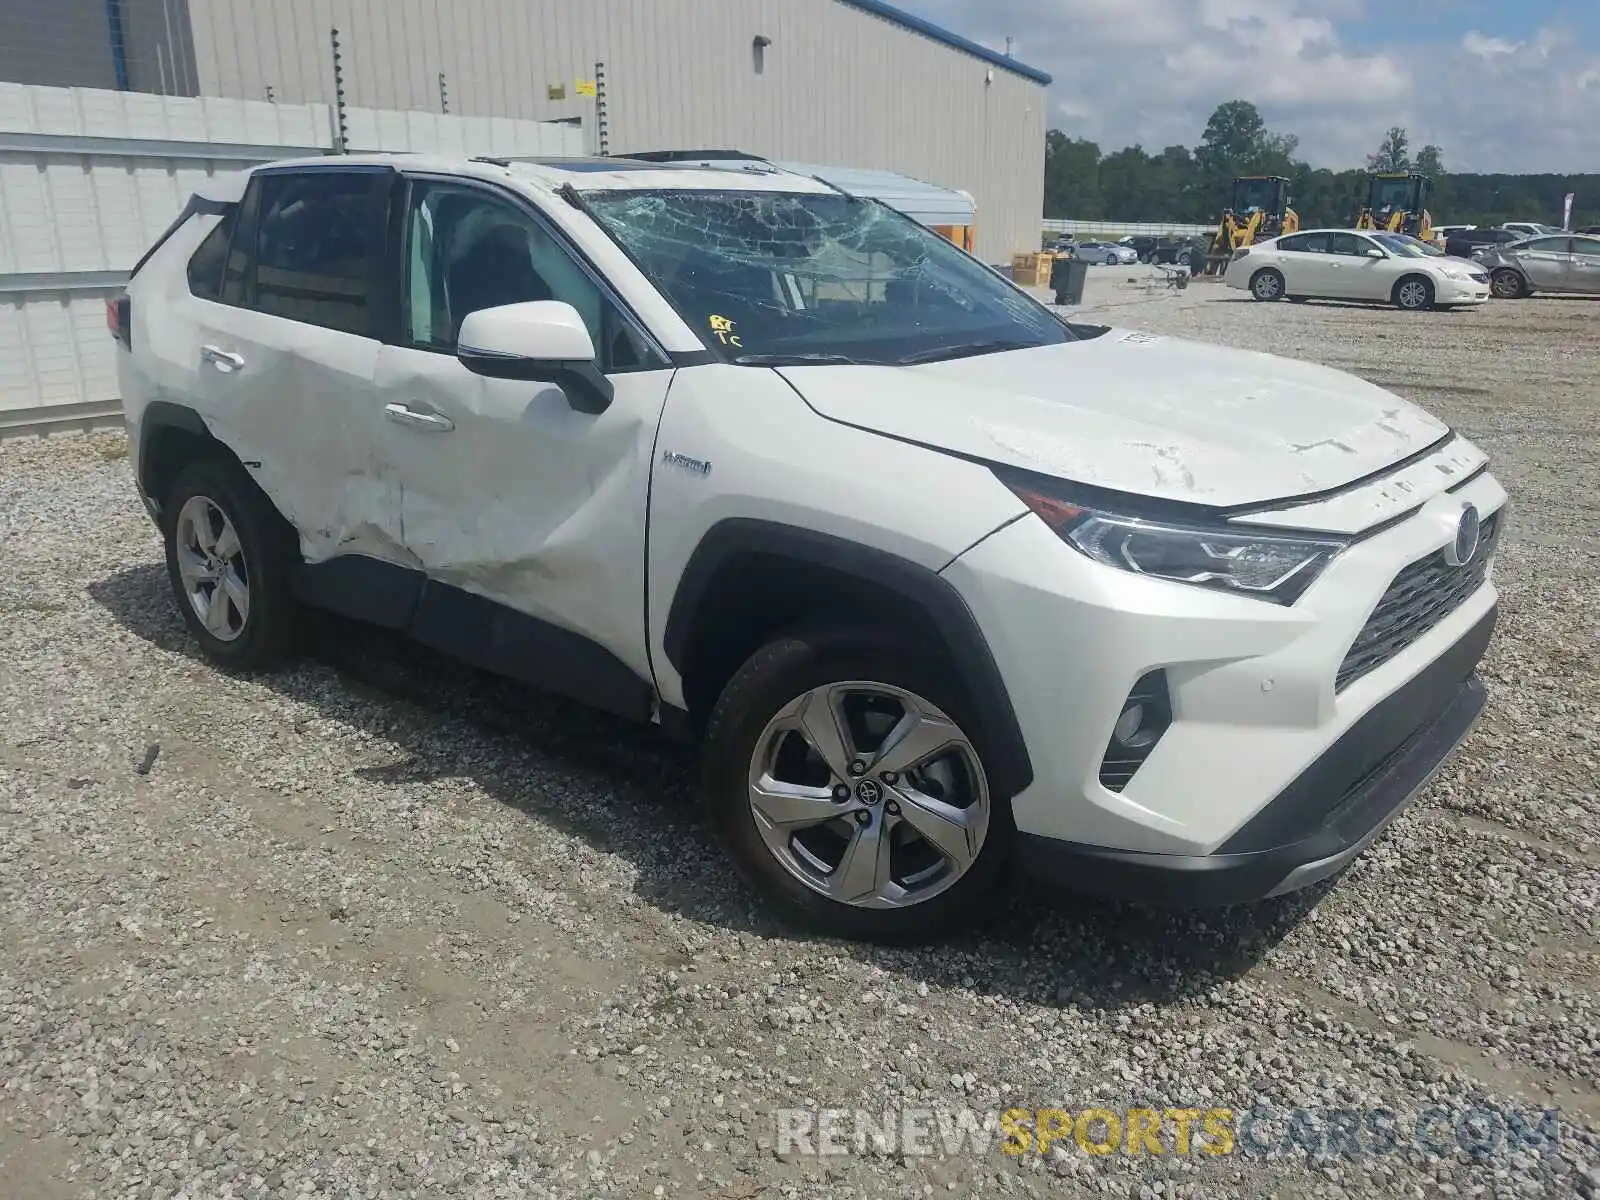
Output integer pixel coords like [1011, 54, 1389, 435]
[2, 275, 1596, 1199]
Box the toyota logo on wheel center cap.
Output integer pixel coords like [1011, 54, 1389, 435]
[855, 779, 882, 805]
[1444, 504, 1481, 567]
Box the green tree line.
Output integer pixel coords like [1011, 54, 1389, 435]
[1046, 100, 1598, 230]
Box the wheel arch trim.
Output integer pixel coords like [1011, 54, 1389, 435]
[136, 400, 223, 509]
[662, 518, 1034, 798]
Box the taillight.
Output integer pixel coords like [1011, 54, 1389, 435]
[106, 295, 131, 349]
[1231, 248, 1250, 261]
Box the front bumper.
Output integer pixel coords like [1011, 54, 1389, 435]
[1436, 276, 1491, 303]
[1015, 606, 1493, 906]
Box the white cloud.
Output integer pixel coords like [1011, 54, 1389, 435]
[1461, 32, 1520, 59]
[912, 0, 1600, 172]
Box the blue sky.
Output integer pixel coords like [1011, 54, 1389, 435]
[911, 0, 1600, 173]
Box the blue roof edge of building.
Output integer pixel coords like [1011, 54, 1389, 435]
[835, 0, 1053, 85]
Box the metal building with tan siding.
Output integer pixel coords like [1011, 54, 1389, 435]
[2, 0, 1050, 260]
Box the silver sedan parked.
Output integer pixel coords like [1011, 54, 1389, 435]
[1473, 234, 1600, 297]
[1072, 241, 1140, 265]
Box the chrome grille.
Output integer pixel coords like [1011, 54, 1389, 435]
[1336, 512, 1499, 692]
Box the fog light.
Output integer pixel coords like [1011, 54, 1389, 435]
[1098, 671, 1172, 792]
[1112, 702, 1158, 749]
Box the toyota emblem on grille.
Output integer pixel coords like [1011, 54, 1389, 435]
[1445, 504, 1481, 567]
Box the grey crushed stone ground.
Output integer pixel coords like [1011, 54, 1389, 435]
[1, 271, 1596, 1199]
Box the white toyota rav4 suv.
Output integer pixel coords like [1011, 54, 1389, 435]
[114, 154, 1505, 943]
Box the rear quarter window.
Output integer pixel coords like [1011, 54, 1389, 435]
[187, 209, 238, 299]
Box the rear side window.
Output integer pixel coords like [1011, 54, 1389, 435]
[1278, 232, 1327, 253]
[209, 170, 388, 337]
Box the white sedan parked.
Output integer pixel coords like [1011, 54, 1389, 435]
[1226, 229, 1491, 310]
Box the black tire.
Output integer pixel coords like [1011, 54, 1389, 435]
[702, 628, 1013, 944]
[1392, 274, 1435, 311]
[1490, 268, 1526, 299]
[161, 458, 302, 671]
[1250, 268, 1286, 301]
[1175, 250, 1192, 268]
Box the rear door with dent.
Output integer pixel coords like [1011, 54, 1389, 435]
[186, 165, 400, 563]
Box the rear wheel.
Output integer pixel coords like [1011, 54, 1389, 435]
[1490, 268, 1526, 299]
[1393, 275, 1435, 311]
[1250, 269, 1285, 301]
[702, 630, 1011, 944]
[162, 459, 301, 670]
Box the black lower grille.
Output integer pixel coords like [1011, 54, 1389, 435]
[1336, 511, 1499, 691]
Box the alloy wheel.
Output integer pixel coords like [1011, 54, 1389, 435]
[746, 682, 990, 910]
[1490, 270, 1522, 299]
[1397, 280, 1430, 310]
[174, 494, 250, 641]
[1253, 272, 1282, 300]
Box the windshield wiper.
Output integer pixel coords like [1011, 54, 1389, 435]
[731, 352, 870, 366]
[894, 339, 1037, 365]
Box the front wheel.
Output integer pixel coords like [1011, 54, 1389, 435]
[1490, 268, 1526, 299]
[1393, 275, 1435, 311]
[702, 630, 1011, 943]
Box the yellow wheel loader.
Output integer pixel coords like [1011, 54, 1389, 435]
[1355, 173, 1434, 243]
[1204, 176, 1299, 275]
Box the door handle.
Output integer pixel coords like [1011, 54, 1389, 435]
[201, 344, 245, 373]
[383, 402, 455, 432]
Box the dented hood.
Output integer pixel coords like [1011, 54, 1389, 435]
[777, 330, 1449, 507]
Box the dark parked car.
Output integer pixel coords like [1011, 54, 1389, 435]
[1443, 227, 1525, 259]
[1118, 235, 1206, 270]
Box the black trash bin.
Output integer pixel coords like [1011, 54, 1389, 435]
[1051, 256, 1089, 306]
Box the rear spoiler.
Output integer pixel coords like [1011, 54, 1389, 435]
[127, 172, 250, 280]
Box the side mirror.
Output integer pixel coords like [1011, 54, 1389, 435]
[1365, 248, 1385, 259]
[456, 300, 614, 415]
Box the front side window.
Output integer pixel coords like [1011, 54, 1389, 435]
[582, 189, 1071, 365]
[401, 180, 661, 372]
[1519, 237, 1568, 252]
[1328, 232, 1373, 257]
[1570, 237, 1600, 257]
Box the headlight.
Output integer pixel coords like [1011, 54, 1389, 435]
[1008, 485, 1347, 605]
[1439, 265, 1474, 280]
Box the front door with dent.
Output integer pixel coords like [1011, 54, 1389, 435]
[372, 177, 676, 683]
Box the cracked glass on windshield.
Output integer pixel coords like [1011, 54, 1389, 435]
[582, 189, 1071, 365]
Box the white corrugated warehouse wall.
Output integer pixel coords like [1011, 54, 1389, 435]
[0, 83, 584, 433]
[181, 0, 1047, 262]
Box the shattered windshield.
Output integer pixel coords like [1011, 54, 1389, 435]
[582, 189, 1071, 365]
